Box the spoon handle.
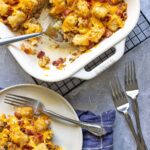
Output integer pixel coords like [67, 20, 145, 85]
[0, 32, 43, 46]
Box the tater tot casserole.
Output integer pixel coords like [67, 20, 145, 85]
[0, 107, 62, 150]
[0, 0, 127, 69]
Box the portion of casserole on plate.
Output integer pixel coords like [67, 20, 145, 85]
[0, 107, 62, 150]
[0, 0, 127, 69]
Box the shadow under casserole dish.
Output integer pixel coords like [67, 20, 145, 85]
[0, 0, 127, 69]
[0, 107, 62, 150]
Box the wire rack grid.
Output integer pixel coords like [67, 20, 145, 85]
[32, 11, 150, 96]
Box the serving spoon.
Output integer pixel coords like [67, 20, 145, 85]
[0, 23, 65, 46]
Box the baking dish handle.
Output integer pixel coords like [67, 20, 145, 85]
[72, 39, 125, 80]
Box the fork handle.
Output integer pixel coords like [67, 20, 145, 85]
[43, 109, 106, 137]
[132, 98, 147, 150]
[124, 113, 142, 150]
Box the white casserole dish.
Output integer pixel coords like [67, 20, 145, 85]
[0, 0, 140, 82]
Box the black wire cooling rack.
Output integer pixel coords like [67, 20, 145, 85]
[32, 11, 150, 96]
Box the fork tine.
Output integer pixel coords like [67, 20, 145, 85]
[6, 94, 34, 103]
[125, 63, 129, 85]
[128, 62, 132, 84]
[125, 63, 127, 83]
[110, 81, 118, 107]
[110, 81, 117, 99]
[132, 61, 137, 84]
[116, 76, 126, 99]
[110, 78, 122, 106]
[110, 81, 115, 98]
[5, 95, 31, 103]
[112, 79, 120, 100]
[4, 98, 26, 105]
[4, 101, 21, 107]
[114, 76, 124, 100]
[131, 61, 134, 84]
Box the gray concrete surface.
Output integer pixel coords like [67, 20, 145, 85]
[0, 0, 150, 149]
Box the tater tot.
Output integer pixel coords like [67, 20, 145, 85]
[15, 107, 33, 118]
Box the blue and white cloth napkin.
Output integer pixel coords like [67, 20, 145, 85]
[77, 110, 116, 150]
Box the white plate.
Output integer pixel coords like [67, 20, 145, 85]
[0, 84, 83, 150]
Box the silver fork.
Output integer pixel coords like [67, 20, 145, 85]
[110, 76, 142, 150]
[125, 61, 147, 150]
[4, 93, 106, 137]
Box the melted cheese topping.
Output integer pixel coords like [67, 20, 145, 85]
[50, 0, 127, 47]
[0, 107, 62, 150]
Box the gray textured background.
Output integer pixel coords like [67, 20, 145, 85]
[0, 0, 150, 149]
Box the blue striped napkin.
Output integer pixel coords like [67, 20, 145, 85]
[77, 110, 116, 150]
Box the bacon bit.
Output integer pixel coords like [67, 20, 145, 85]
[52, 58, 66, 66]
[37, 133, 43, 142]
[117, 2, 127, 20]
[5, 125, 10, 130]
[33, 133, 44, 144]
[14, 112, 22, 119]
[21, 128, 26, 133]
[63, 9, 73, 17]
[47, 143, 54, 149]
[102, 16, 111, 22]
[25, 129, 35, 135]
[116, 9, 122, 16]
[53, 58, 66, 70]
[18, 120, 24, 126]
[1, 16, 6, 20]
[7, 7, 13, 16]
[37, 51, 45, 58]
[104, 29, 113, 38]
[87, 42, 95, 49]
[22, 145, 33, 150]
[116, 9, 127, 20]
[87, 0, 92, 3]
[31, 120, 34, 126]
[52, 61, 59, 66]
[21, 128, 35, 135]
